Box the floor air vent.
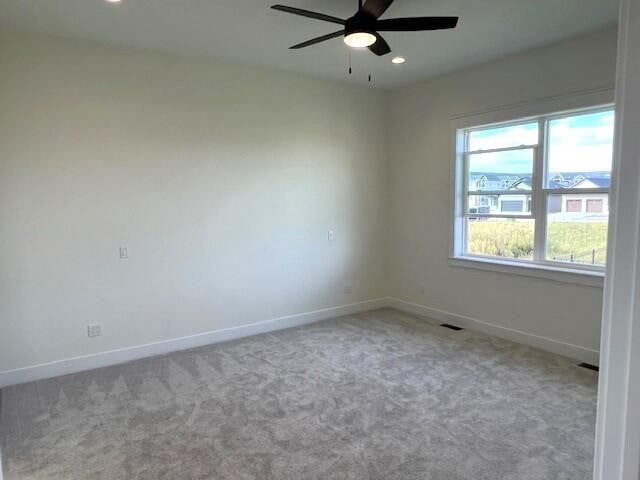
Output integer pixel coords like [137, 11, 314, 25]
[578, 363, 599, 372]
[441, 324, 463, 331]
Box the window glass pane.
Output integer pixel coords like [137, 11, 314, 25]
[467, 194, 531, 216]
[466, 218, 534, 260]
[469, 122, 538, 151]
[546, 193, 609, 266]
[546, 110, 614, 189]
[468, 149, 534, 192]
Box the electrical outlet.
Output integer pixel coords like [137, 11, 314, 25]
[87, 323, 103, 338]
[327, 230, 336, 242]
[119, 247, 128, 259]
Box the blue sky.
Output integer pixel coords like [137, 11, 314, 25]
[469, 110, 615, 174]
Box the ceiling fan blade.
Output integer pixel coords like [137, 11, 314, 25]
[290, 30, 345, 49]
[271, 5, 345, 25]
[368, 33, 391, 56]
[361, 0, 394, 19]
[375, 16, 459, 31]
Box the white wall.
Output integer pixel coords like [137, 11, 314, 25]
[388, 27, 618, 356]
[0, 31, 388, 375]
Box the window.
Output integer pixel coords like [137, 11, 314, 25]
[454, 106, 614, 272]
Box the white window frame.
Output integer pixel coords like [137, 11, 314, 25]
[450, 88, 615, 287]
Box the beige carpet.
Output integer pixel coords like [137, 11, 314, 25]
[0, 308, 598, 479]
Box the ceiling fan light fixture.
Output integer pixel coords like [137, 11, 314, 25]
[392, 56, 406, 64]
[344, 31, 377, 48]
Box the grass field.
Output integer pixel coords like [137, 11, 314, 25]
[468, 220, 608, 265]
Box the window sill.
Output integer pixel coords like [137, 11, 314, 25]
[449, 256, 605, 288]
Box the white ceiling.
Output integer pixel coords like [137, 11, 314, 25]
[0, 0, 619, 89]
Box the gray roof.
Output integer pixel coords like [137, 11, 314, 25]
[470, 171, 610, 189]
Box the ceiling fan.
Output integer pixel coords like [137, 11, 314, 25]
[271, 0, 459, 56]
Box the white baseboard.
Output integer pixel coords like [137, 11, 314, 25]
[0, 298, 387, 388]
[387, 298, 600, 366]
[0, 297, 599, 388]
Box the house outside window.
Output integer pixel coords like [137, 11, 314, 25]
[452, 104, 614, 273]
[587, 199, 604, 213]
[566, 199, 582, 213]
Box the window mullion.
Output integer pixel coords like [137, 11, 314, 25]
[532, 118, 547, 263]
[459, 134, 470, 256]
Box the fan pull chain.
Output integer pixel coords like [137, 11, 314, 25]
[348, 51, 352, 75]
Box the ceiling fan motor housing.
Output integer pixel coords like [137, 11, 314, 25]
[345, 12, 377, 37]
